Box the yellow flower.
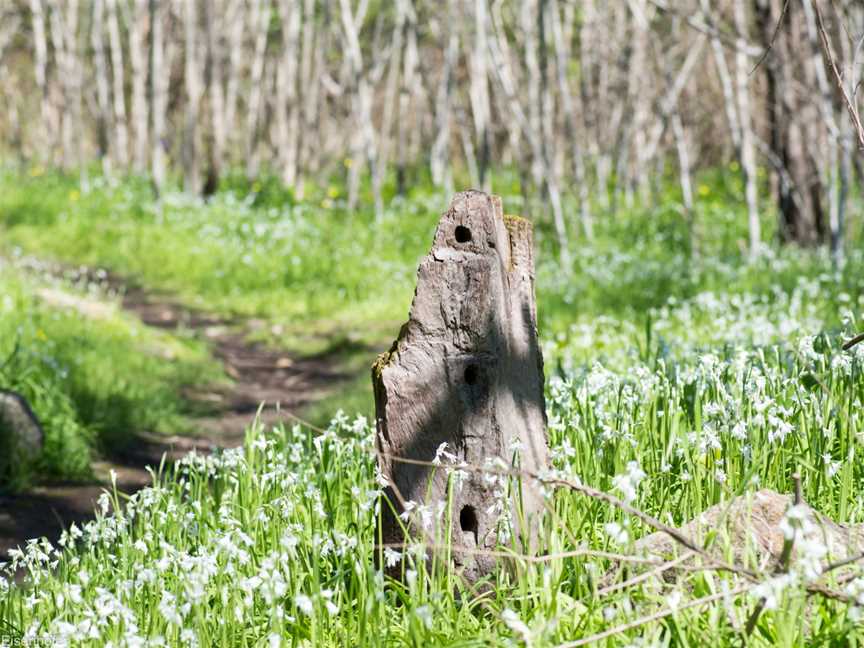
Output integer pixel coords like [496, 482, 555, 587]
[698, 184, 711, 197]
[36, 329, 47, 341]
[343, 158, 354, 169]
[327, 186, 340, 199]
[69, 190, 80, 202]
[30, 166, 44, 177]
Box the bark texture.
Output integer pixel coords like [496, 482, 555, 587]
[373, 190, 548, 582]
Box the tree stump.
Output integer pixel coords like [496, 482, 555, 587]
[373, 190, 549, 581]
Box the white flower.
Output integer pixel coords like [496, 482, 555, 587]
[501, 608, 532, 644]
[751, 573, 796, 611]
[666, 590, 682, 611]
[295, 594, 313, 616]
[612, 461, 646, 504]
[415, 605, 433, 629]
[383, 548, 402, 568]
[798, 336, 819, 362]
[823, 453, 841, 478]
[399, 501, 417, 522]
[432, 442, 456, 466]
[158, 592, 183, 626]
[604, 522, 629, 545]
[779, 504, 812, 541]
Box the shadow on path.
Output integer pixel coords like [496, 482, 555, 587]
[0, 264, 372, 567]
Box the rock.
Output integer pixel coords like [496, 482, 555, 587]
[0, 389, 44, 466]
[373, 190, 549, 582]
[633, 489, 864, 573]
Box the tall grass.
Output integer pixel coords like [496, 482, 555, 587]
[4, 169, 864, 644]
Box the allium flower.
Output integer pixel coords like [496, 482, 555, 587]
[383, 548, 402, 568]
[604, 522, 629, 545]
[501, 608, 532, 644]
[295, 594, 313, 616]
[612, 461, 646, 504]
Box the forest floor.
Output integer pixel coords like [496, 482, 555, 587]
[0, 264, 374, 562]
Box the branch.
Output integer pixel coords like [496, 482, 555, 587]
[813, 0, 864, 150]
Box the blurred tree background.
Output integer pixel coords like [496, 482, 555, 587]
[0, 0, 861, 258]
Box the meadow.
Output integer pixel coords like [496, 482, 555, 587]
[3, 167, 864, 645]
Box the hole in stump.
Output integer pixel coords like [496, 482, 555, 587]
[460, 505, 478, 542]
[455, 225, 472, 243]
[464, 364, 480, 385]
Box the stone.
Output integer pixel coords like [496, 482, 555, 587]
[0, 389, 44, 467]
[372, 190, 549, 582]
[633, 489, 864, 574]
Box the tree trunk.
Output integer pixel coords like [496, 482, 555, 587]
[276, 0, 301, 187]
[106, 0, 129, 169]
[245, 0, 270, 180]
[551, 0, 592, 238]
[92, 0, 113, 173]
[130, 0, 149, 174]
[150, 0, 169, 196]
[29, 0, 55, 163]
[756, 0, 825, 246]
[430, 0, 457, 193]
[202, 0, 225, 195]
[182, 0, 202, 194]
[733, 0, 760, 256]
[469, 0, 491, 191]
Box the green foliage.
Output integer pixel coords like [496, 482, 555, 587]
[0, 266, 222, 488]
[3, 167, 864, 643]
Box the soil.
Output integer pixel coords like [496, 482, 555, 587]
[0, 267, 365, 567]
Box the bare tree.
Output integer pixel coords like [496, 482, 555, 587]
[150, 0, 172, 195]
[244, 0, 270, 180]
[733, 0, 761, 256]
[430, 0, 458, 194]
[29, 0, 55, 163]
[91, 0, 113, 172]
[469, 0, 491, 191]
[275, 0, 301, 187]
[181, 0, 203, 194]
[129, 0, 150, 174]
[339, 0, 383, 218]
[4, 0, 862, 259]
[756, 0, 826, 246]
[106, 0, 129, 169]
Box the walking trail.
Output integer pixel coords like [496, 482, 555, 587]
[0, 265, 363, 562]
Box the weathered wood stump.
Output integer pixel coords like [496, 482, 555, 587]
[373, 190, 549, 581]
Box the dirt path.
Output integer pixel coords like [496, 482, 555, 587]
[0, 266, 364, 563]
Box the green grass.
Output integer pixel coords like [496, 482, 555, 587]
[0, 260, 223, 488]
[4, 318, 864, 645]
[0, 169, 434, 328]
[4, 168, 864, 643]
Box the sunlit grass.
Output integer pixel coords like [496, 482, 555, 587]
[3, 169, 864, 643]
[0, 261, 223, 488]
